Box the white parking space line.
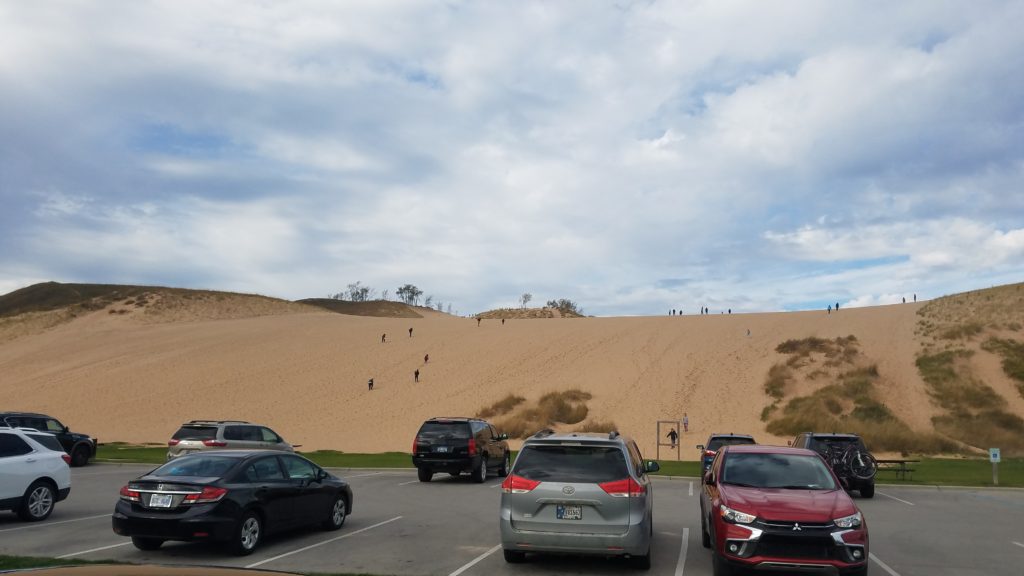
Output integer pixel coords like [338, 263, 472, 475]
[876, 490, 915, 506]
[674, 527, 690, 576]
[870, 552, 903, 576]
[1013, 541, 1024, 549]
[0, 513, 111, 533]
[688, 481, 693, 497]
[245, 516, 402, 568]
[398, 479, 419, 486]
[348, 472, 383, 478]
[490, 482, 503, 488]
[56, 541, 133, 558]
[448, 543, 501, 576]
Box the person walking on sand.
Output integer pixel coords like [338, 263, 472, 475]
[836, 302, 840, 311]
[827, 304, 831, 314]
[381, 333, 386, 343]
[424, 353, 429, 364]
[477, 317, 481, 327]
[502, 318, 505, 325]
[666, 427, 679, 449]
[902, 296, 906, 304]
[683, 413, 689, 433]
[368, 378, 374, 391]
[914, 293, 917, 302]
[409, 327, 413, 338]
[414, 369, 419, 383]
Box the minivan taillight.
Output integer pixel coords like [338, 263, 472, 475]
[183, 486, 228, 504]
[202, 440, 227, 447]
[704, 450, 716, 458]
[467, 438, 477, 456]
[599, 478, 645, 497]
[168, 439, 180, 446]
[501, 475, 541, 494]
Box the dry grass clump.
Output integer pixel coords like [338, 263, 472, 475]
[915, 350, 1004, 411]
[574, 419, 618, 433]
[980, 337, 1024, 397]
[494, 389, 593, 439]
[476, 394, 526, 419]
[764, 364, 793, 400]
[933, 411, 1024, 456]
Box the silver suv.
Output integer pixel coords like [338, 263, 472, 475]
[499, 429, 660, 569]
[166, 421, 295, 460]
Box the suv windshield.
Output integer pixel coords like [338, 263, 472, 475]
[515, 445, 628, 483]
[172, 426, 218, 441]
[153, 455, 237, 478]
[708, 437, 755, 451]
[418, 422, 470, 439]
[722, 453, 837, 490]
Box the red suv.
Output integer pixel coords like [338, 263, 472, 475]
[700, 444, 868, 576]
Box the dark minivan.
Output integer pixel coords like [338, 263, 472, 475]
[412, 417, 511, 483]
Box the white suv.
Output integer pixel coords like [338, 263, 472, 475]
[0, 427, 72, 521]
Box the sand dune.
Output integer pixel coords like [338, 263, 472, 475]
[0, 296, 961, 460]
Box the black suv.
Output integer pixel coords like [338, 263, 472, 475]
[697, 433, 756, 479]
[791, 432, 876, 498]
[412, 417, 511, 483]
[0, 412, 97, 466]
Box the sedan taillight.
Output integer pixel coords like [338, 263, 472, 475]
[119, 485, 140, 502]
[183, 486, 228, 504]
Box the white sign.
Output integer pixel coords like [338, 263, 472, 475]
[989, 448, 1001, 463]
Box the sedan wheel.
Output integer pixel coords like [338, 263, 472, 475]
[323, 496, 347, 530]
[18, 481, 55, 522]
[231, 512, 262, 556]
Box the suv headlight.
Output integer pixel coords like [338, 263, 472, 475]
[720, 504, 756, 524]
[834, 511, 862, 529]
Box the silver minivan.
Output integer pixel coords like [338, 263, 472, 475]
[499, 429, 659, 569]
[166, 420, 295, 460]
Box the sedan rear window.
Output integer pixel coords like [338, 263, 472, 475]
[514, 445, 628, 483]
[417, 422, 471, 439]
[172, 426, 218, 441]
[708, 437, 755, 451]
[722, 453, 836, 490]
[152, 456, 237, 478]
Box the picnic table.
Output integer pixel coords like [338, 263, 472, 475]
[874, 459, 919, 481]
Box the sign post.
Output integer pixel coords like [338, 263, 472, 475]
[989, 448, 1001, 486]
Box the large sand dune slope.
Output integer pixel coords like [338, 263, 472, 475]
[1, 290, 962, 459]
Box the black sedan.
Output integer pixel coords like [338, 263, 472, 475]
[112, 450, 352, 555]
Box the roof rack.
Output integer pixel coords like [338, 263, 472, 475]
[188, 420, 250, 424]
[608, 430, 620, 440]
[532, 428, 556, 438]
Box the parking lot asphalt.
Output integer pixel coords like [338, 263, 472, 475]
[1, 464, 1023, 575]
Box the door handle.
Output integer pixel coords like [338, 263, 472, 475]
[26, 458, 37, 463]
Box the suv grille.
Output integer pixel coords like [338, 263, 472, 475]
[756, 535, 835, 559]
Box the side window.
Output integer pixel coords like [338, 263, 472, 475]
[628, 442, 644, 474]
[0, 433, 33, 458]
[244, 457, 286, 482]
[260, 427, 282, 443]
[224, 426, 246, 441]
[45, 419, 64, 432]
[281, 455, 317, 480]
[24, 418, 46, 431]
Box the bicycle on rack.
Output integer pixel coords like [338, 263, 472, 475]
[792, 432, 877, 498]
[823, 444, 878, 482]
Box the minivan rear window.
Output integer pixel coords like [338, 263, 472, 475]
[514, 445, 628, 483]
[172, 426, 218, 441]
[418, 422, 471, 439]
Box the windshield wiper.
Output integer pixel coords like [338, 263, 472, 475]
[776, 484, 822, 490]
[722, 481, 760, 487]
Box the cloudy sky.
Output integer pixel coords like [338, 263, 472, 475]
[2, 1, 1022, 316]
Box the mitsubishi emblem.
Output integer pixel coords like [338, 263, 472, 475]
[792, 523, 802, 531]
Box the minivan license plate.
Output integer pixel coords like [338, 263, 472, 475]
[150, 494, 173, 508]
[556, 505, 582, 520]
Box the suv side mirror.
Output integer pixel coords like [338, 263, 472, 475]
[696, 444, 704, 451]
[497, 433, 508, 441]
[787, 440, 792, 446]
[644, 460, 660, 474]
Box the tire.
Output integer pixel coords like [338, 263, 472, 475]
[230, 511, 262, 556]
[701, 513, 711, 548]
[846, 447, 877, 481]
[860, 483, 875, 498]
[322, 495, 347, 530]
[842, 566, 868, 576]
[449, 471, 462, 478]
[498, 452, 511, 477]
[17, 481, 55, 522]
[712, 551, 734, 576]
[503, 549, 526, 563]
[71, 445, 90, 467]
[131, 536, 164, 551]
[418, 467, 433, 482]
[472, 456, 487, 483]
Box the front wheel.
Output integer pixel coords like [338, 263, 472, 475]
[322, 495, 347, 530]
[712, 551, 734, 576]
[230, 511, 262, 556]
[17, 481, 55, 522]
[131, 537, 164, 551]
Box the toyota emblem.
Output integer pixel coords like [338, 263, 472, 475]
[562, 486, 575, 495]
